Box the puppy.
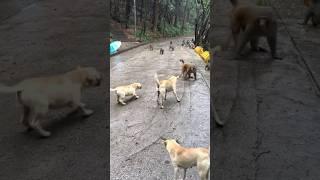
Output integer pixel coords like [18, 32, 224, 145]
[179, 59, 197, 80]
[110, 83, 142, 105]
[154, 73, 180, 109]
[0, 66, 102, 137]
[161, 137, 210, 180]
[160, 48, 164, 55]
[149, 44, 154, 51]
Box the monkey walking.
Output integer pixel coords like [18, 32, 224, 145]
[179, 59, 197, 80]
[169, 41, 175, 51]
[227, 0, 282, 60]
[160, 48, 164, 55]
[301, 0, 320, 26]
[182, 40, 186, 46]
[149, 44, 153, 51]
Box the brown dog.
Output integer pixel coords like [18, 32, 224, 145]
[0, 66, 102, 137]
[154, 73, 180, 109]
[179, 59, 197, 80]
[161, 137, 210, 180]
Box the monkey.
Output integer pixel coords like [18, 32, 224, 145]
[182, 40, 186, 46]
[228, 0, 282, 60]
[301, 0, 320, 26]
[149, 44, 153, 51]
[160, 48, 164, 55]
[169, 41, 175, 51]
[179, 59, 197, 80]
[205, 64, 210, 71]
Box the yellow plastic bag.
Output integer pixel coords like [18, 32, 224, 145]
[200, 51, 210, 64]
[194, 46, 204, 55]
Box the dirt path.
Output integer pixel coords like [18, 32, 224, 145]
[212, 0, 320, 179]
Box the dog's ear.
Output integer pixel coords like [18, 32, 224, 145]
[175, 139, 181, 144]
[160, 136, 167, 141]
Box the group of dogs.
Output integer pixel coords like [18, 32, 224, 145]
[110, 41, 209, 180]
[4, 0, 318, 177]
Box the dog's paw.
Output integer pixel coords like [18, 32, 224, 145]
[40, 131, 51, 137]
[177, 99, 181, 102]
[135, 95, 140, 99]
[83, 109, 94, 117]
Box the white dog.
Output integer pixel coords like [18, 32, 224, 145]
[161, 137, 210, 180]
[0, 66, 102, 137]
[110, 83, 142, 105]
[154, 73, 180, 109]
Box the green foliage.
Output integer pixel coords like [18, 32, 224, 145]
[135, 30, 152, 42]
[160, 22, 193, 37]
[256, 0, 271, 6]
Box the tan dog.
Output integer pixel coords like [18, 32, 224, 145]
[161, 137, 210, 180]
[179, 59, 197, 80]
[154, 73, 180, 109]
[110, 83, 142, 105]
[0, 66, 102, 137]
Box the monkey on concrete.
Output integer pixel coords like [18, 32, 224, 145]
[228, 0, 282, 60]
[301, 0, 320, 26]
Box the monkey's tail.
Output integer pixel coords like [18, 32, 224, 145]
[230, 0, 238, 7]
[213, 105, 224, 126]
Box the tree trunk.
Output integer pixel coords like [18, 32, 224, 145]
[181, 0, 189, 33]
[125, 0, 132, 29]
[152, 0, 160, 32]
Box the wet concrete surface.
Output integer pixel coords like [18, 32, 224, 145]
[212, 0, 320, 179]
[110, 38, 210, 179]
[0, 0, 107, 179]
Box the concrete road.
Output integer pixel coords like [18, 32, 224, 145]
[110, 38, 210, 180]
[212, 0, 320, 179]
[0, 0, 107, 179]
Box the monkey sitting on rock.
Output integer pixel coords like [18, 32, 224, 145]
[227, 0, 282, 60]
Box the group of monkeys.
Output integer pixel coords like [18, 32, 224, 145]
[224, 0, 319, 60]
[149, 41, 175, 55]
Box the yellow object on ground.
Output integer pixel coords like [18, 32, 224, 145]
[194, 46, 204, 55]
[200, 51, 210, 64]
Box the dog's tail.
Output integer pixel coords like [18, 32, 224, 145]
[230, 0, 238, 7]
[110, 88, 117, 92]
[0, 83, 23, 93]
[154, 73, 160, 87]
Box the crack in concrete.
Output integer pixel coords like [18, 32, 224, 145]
[268, 0, 320, 97]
